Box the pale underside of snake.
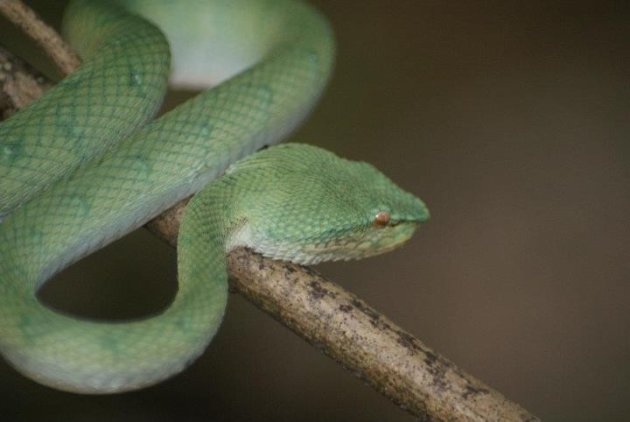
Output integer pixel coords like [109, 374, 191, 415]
[0, 0, 429, 393]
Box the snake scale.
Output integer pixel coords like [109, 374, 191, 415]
[0, 0, 429, 393]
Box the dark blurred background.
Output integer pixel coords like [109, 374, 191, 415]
[1, 1, 629, 421]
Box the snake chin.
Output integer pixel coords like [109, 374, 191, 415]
[279, 222, 422, 265]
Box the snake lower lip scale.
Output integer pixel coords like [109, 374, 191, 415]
[0, 0, 429, 394]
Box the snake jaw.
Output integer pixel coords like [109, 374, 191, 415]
[246, 220, 421, 266]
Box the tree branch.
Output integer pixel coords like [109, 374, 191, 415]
[0, 3, 539, 421]
[0, 0, 79, 74]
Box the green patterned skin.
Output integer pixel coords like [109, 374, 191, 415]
[0, 0, 429, 393]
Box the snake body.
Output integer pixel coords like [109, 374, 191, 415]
[0, 0, 428, 393]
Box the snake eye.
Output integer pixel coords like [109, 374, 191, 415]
[373, 211, 391, 227]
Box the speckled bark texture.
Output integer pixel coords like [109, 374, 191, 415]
[0, 46, 51, 119]
[0, 2, 539, 420]
[226, 249, 538, 422]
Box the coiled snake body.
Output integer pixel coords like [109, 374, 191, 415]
[0, 0, 428, 393]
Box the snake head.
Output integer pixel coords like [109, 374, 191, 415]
[224, 143, 429, 265]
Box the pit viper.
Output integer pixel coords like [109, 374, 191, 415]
[0, 0, 429, 393]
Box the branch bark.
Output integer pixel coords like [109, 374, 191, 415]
[0, 3, 539, 421]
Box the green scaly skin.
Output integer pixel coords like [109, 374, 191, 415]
[0, 0, 429, 393]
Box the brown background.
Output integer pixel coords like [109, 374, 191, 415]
[1, 1, 629, 421]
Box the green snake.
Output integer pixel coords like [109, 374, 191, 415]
[0, 0, 429, 393]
